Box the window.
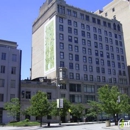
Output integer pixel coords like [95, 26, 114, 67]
[47, 93, 51, 100]
[86, 25, 90, 31]
[81, 31, 85, 37]
[105, 37, 108, 43]
[69, 63, 73, 69]
[75, 54, 79, 61]
[60, 52, 64, 59]
[96, 67, 100, 73]
[112, 8, 115, 12]
[67, 9, 71, 16]
[0, 79, 4, 87]
[59, 42, 64, 49]
[68, 36, 72, 42]
[1, 53, 6, 60]
[96, 58, 99, 64]
[0, 66, 5, 73]
[69, 53, 73, 60]
[100, 51, 103, 57]
[89, 75, 93, 81]
[84, 85, 95, 93]
[73, 11, 77, 17]
[74, 37, 78, 43]
[74, 29, 78, 35]
[103, 21, 107, 27]
[80, 13, 84, 20]
[121, 56, 124, 61]
[104, 30, 108, 36]
[87, 40, 91, 46]
[120, 48, 123, 54]
[76, 73, 80, 80]
[118, 62, 121, 68]
[68, 27, 72, 33]
[86, 15, 89, 21]
[84, 95, 95, 103]
[26, 91, 31, 99]
[92, 17, 96, 23]
[107, 60, 111, 67]
[115, 34, 117, 39]
[97, 76, 100, 82]
[118, 25, 121, 32]
[68, 20, 72, 25]
[109, 32, 112, 37]
[113, 69, 116, 75]
[11, 67, 16, 74]
[112, 61, 115, 68]
[97, 19, 101, 25]
[10, 80, 15, 88]
[68, 44, 73, 51]
[109, 38, 113, 44]
[70, 94, 82, 103]
[108, 23, 111, 28]
[88, 48, 92, 55]
[98, 29, 102, 34]
[102, 76, 106, 82]
[59, 17, 63, 23]
[101, 59, 104, 66]
[75, 46, 79, 52]
[113, 78, 117, 83]
[101, 68, 105, 74]
[95, 50, 98, 56]
[83, 56, 87, 63]
[59, 25, 63, 31]
[82, 39, 86, 45]
[115, 40, 118, 46]
[99, 43, 103, 49]
[0, 94, 4, 102]
[89, 65, 93, 72]
[94, 42, 98, 48]
[99, 35, 102, 41]
[81, 23, 85, 29]
[60, 61, 64, 67]
[84, 74, 88, 81]
[105, 12, 107, 17]
[88, 57, 92, 63]
[10, 94, 15, 101]
[106, 52, 110, 58]
[87, 32, 91, 38]
[75, 64, 79, 70]
[119, 41, 122, 47]
[110, 46, 113, 52]
[108, 69, 111, 74]
[94, 34, 97, 40]
[58, 5, 65, 14]
[106, 45, 109, 51]
[73, 21, 77, 27]
[82, 47, 86, 54]
[59, 33, 64, 40]
[93, 27, 97, 33]
[113, 23, 116, 30]
[60, 84, 66, 89]
[69, 72, 74, 79]
[116, 47, 119, 53]
[117, 55, 120, 61]
[83, 65, 87, 71]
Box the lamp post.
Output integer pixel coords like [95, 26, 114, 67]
[115, 96, 120, 125]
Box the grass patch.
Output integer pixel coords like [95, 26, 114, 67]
[7, 120, 40, 127]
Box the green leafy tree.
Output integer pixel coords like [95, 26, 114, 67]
[97, 85, 130, 125]
[51, 99, 70, 117]
[86, 101, 102, 121]
[27, 91, 51, 127]
[4, 98, 20, 121]
[70, 104, 84, 122]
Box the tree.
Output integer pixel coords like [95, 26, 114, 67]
[51, 99, 70, 119]
[97, 85, 130, 125]
[4, 98, 20, 121]
[27, 91, 51, 127]
[70, 104, 84, 122]
[86, 101, 102, 121]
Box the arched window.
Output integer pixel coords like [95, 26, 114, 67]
[117, 24, 120, 31]
[113, 23, 116, 30]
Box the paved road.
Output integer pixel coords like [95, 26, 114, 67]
[0, 123, 116, 130]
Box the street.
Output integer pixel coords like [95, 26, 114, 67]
[0, 123, 122, 130]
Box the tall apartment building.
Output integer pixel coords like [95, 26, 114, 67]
[32, 0, 129, 105]
[95, 0, 130, 82]
[0, 39, 22, 123]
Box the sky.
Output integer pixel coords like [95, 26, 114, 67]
[0, 0, 112, 80]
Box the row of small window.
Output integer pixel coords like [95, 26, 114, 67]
[60, 51, 124, 60]
[59, 24, 122, 40]
[21, 91, 52, 100]
[0, 94, 15, 102]
[0, 66, 16, 74]
[59, 34, 123, 46]
[0, 79, 16, 87]
[1, 53, 17, 61]
[69, 94, 95, 103]
[69, 84, 95, 93]
[59, 12, 120, 31]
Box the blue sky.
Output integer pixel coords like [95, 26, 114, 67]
[0, 0, 112, 80]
